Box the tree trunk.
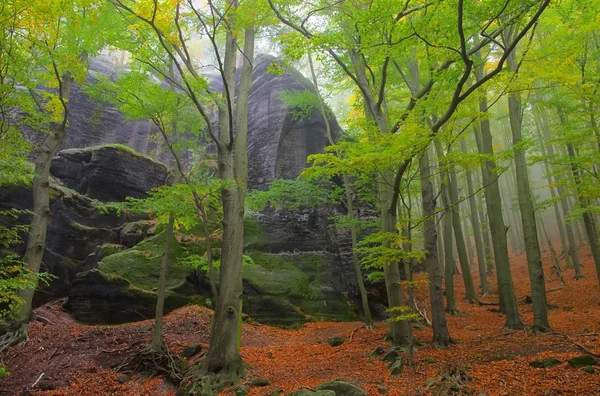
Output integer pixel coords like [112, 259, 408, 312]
[349, 49, 408, 346]
[345, 175, 374, 328]
[152, 209, 175, 349]
[17, 72, 75, 327]
[536, 107, 582, 277]
[379, 171, 410, 345]
[566, 142, 600, 285]
[460, 138, 489, 295]
[472, 91, 523, 328]
[505, 58, 550, 330]
[419, 147, 451, 346]
[448, 160, 478, 302]
[204, 27, 254, 378]
[436, 149, 459, 314]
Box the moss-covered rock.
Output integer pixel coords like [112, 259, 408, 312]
[65, 269, 188, 324]
[243, 251, 358, 325]
[120, 220, 152, 247]
[568, 354, 597, 368]
[529, 357, 562, 368]
[314, 380, 369, 396]
[99, 232, 198, 291]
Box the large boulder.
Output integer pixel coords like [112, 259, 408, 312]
[64, 269, 189, 324]
[11, 54, 382, 325]
[0, 182, 127, 305]
[50, 145, 170, 202]
[1, 144, 171, 305]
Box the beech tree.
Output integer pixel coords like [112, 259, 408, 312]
[109, 0, 263, 390]
[3, 0, 112, 350]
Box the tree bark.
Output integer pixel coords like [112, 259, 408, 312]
[419, 147, 451, 346]
[436, 147, 459, 314]
[460, 138, 489, 295]
[152, 209, 175, 349]
[536, 107, 582, 277]
[505, 48, 550, 330]
[472, 106, 523, 328]
[349, 49, 409, 346]
[204, 27, 255, 377]
[17, 72, 75, 326]
[448, 160, 478, 302]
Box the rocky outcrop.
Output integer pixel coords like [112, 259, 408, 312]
[9, 54, 377, 325]
[0, 182, 126, 305]
[64, 269, 188, 324]
[0, 145, 172, 305]
[50, 145, 170, 202]
[245, 55, 339, 189]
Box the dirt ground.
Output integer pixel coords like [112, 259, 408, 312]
[1, 244, 599, 395]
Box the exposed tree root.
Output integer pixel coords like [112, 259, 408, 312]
[425, 365, 475, 395]
[179, 366, 240, 396]
[118, 343, 181, 383]
[0, 322, 28, 354]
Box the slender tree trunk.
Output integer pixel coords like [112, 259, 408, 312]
[566, 142, 600, 285]
[152, 209, 175, 350]
[349, 49, 409, 346]
[437, 152, 459, 314]
[473, 103, 523, 328]
[534, 112, 571, 267]
[17, 72, 75, 327]
[448, 160, 478, 302]
[537, 108, 583, 277]
[345, 174, 374, 328]
[419, 148, 451, 346]
[461, 138, 489, 295]
[436, 212, 445, 273]
[505, 53, 550, 330]
[204, 28, 254, 378]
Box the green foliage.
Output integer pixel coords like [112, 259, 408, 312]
[0, 210, 53, 323]
[279, 90, 320, 121]
[386, 305, 420, 323]
[0, 255, 50, 321]
[247, 178, 330, 211]
[357, 232, 425, 270]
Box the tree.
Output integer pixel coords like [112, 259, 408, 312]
[5, 0, 111, 348]
[109, 0, 261, 389]
[503, 26, 550, 331]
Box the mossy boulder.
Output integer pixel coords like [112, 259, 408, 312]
[529, 357, 562, 368]
[65, 269, 188, 324]
[314, 380, 369, 396]
[243, 250, 358, 325]
[0, 181, 128, 306]
[568, 354, 598, 368]
[99, 232, 197, 291]
[120, 220, 153, 247]
[65, 231, 204, 324]
[287, 391, 335, 396]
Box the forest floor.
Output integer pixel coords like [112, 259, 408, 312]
[1, 245, 600, 396]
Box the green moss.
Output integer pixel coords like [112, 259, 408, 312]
[99, 243, 124, 257]
[96, 144, 158, 163]
[244, 250, 358, 322]
[99, 232, 200, 291]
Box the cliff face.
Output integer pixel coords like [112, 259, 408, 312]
[7, 54, 374, 325]
[245, 55, 338, 189]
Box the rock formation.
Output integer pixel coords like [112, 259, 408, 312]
[5, 54, 372, 326]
